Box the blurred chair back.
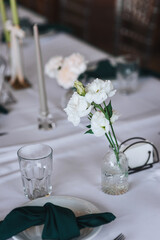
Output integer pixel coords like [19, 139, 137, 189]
[115, 0, 160, 66]
[58, 0, 92, 40]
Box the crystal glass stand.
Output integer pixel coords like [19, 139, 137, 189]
[38, 112, 55, 130]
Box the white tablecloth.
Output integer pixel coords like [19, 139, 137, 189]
[0, 33, 160, 240]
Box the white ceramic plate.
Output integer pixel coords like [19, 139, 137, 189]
[12, 196, 102, 240]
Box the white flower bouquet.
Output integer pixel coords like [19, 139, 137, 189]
[64, 78, 120, 161]
[45, 53, 87, 89]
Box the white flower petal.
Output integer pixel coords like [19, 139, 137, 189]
[64, 92, 92, 126]
[57, 66, 77, 89]
[85, 78, 108, 104]
[110, 110, 120, 123]
[104, 80, 116, 97]
[91, 111, 110, 137]
[64, 53, 87, 75]
[45, 56, 63, 78]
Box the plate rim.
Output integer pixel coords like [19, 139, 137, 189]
[13, 195, 102, 240]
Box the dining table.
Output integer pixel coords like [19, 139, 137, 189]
[0, 29, 160, 240]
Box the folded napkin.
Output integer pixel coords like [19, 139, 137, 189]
[0, 202, 116, 240]
[0, 104, 9, 114]
[79, 59, 160, 81]
[37, 23, 72, 35]
[1, 20, 72, 42]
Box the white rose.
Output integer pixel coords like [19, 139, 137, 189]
[64, 53, 87, 75]
[110, 110, 120, 123]
[85, 78, 108, 104]
[91, 111, 110, 137]
[45, 56, 64, 78]
[64, 92, 92, 126]
[104, 80, 116, 97]
[57, 65, 77, 89]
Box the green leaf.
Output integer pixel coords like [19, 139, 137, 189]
[86, 125, 91, 128]
[105, 110, 109, 120]
[84, 129, 94, 134]
[105, 101, 113, 119]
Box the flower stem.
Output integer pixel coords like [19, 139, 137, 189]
[108, 131, 119, 163]
[105, 133, 114, 149]
[103, 101, 119, 162]
[92, 102, 105, 114]
[103, 101, 119, 153]
[108, 131, 116, 149]
[88, 112, 93, 118]
[110, 123, 119, 152]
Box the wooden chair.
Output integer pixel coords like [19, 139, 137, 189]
[58, 0, 92, 40]
[114, 0, 160, 65]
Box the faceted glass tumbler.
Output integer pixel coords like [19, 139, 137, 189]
[17, 144, 53, 200]
[101, 149, 129, 195]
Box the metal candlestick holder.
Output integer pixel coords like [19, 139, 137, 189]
[120, 137, 159, 174]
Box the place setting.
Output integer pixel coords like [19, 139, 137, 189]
[0, 143, 116, 240]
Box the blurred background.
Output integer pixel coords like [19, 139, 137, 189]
[3, 0, 160, 72]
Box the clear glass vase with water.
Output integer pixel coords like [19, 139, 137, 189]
[101, 148, 129, 195]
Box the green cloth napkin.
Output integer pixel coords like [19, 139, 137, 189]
[79, 59, 160, 81]
[1, 20, 72, 42]
[37, 23, 72, 35]
[0, 202, 116, 240]
[0, 105, 8, 114]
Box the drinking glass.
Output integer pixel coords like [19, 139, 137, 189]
[17, 144, 53, 200]
[116, 55, 139, 94]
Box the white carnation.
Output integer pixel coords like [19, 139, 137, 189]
[85, 78, 108, 104]
[110, 110, 120, 123]
[91, 111, 110, 137]
[45, 56, 63, 78]
[45, 53, 86, 89]
[64, 92, 92, 126]
[104, 80, 116, 97]
[64, 53, 87, 75]
[57, 65, 77, 89]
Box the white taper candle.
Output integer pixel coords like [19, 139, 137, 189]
[33, 24, 48, 116]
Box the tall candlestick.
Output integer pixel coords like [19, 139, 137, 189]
[10, 0, 19, 26]
[33, 24, 49, 116]
[0, 0, 10, 42]
[33, 24, 55, 130]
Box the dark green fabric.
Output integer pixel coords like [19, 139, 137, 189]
[19, 18, 72, 35]
[79, 59, 160, 81]
[1, 19, 72, 43]
[0, 105, 8, 114]
[77, 212, 116, 229]
[36, 23, 72, 35]
[0, 202, 116, 240]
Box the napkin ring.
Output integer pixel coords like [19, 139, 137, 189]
[119, 137, 159, 174]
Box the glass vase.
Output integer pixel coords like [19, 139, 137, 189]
[101, 148, 129, 195]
